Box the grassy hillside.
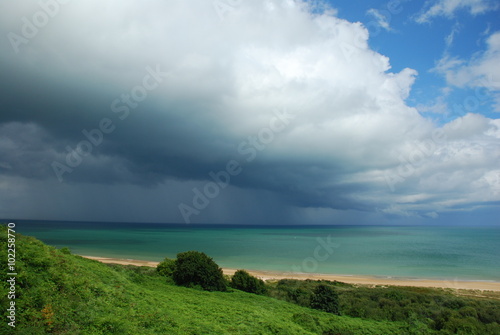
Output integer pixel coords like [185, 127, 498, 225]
[1, 225, 499, 334]
[0, 225, 406, 334]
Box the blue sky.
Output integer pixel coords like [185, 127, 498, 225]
[0, 0, 499, 225]
[329, 0, 500, 123]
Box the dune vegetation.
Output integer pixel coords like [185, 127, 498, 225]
[1, 225, 499, 334]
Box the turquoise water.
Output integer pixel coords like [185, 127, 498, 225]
[15, 221, 500, 282]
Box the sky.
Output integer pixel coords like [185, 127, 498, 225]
[0, 0, 499, 225]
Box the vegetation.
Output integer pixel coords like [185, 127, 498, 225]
[230, 269, 267, 295]
[310, 284, 340, 315]
[267, 279, 500, 334]
[172, 250, 227, 291]
[156, 257, 176, 278]
[1, 224, 499, 334]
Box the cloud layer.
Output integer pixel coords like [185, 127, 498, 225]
[434, 32, 500, 111]
[0, 0, 499, 224]
[416, 0, 498, 23]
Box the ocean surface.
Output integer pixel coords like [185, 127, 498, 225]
[13, 220, 500, 282]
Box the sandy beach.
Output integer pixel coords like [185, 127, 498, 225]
[81, 255, 500, 292]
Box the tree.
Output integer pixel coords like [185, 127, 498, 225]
[172, 251, 226, 291]
[310, 285, 340, 315]
[230, 270, 266, 294]
[156, 257, 176, 277]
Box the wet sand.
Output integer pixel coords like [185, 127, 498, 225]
[81, 255, 500, 291]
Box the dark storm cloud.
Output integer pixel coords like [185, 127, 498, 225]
[0, 0, 498, 223]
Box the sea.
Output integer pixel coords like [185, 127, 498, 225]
[13, 220, 500, 282]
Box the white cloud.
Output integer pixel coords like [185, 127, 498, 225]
[433, 31, 500, 111]
[382, 113, 499, 213]
[366, 8, 392, 31]
[416, 95, 450, 116]
[432, 55, 465, 73]
[416, 0, 497, 23]
[445, 22, 461, 48]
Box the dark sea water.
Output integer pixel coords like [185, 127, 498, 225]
[13, 220, 500, 282]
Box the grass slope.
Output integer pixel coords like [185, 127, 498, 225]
[1, 226, 405, 334]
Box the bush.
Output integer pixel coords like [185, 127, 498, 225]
[230, 270, 266, 294]
[172, 251, 226, 291]
[59, 247, 71, 254]
[310, 285, 340, 315]
[157, 257, 176, 277]
[291, 313, 321, 333]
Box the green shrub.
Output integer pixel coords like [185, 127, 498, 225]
[157, 257, 176, 277]
[172, 251, 226, 291]
[59, 247, 71, 254]
[459, 306, 478, 318]
[310, 285, 340, 315]
[291, 312, 321, 333]
[230, 269, 267, 294]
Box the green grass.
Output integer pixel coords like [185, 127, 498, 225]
[1, 225, 499, 334]
[0, 225, 405, 334]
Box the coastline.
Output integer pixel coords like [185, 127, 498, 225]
[81, 255, 500, 292]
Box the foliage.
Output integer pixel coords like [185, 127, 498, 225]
[1, 224, 499, 335]
[172, 250, 227, 292]
[310, 284, 340, 315]
[230, 269, 267, 294]
[266, 279, 500, 335]
[156, 257, 176, 277]
[59, 247, 71, 255]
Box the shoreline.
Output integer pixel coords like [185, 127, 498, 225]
[81, 255, 500, 291]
